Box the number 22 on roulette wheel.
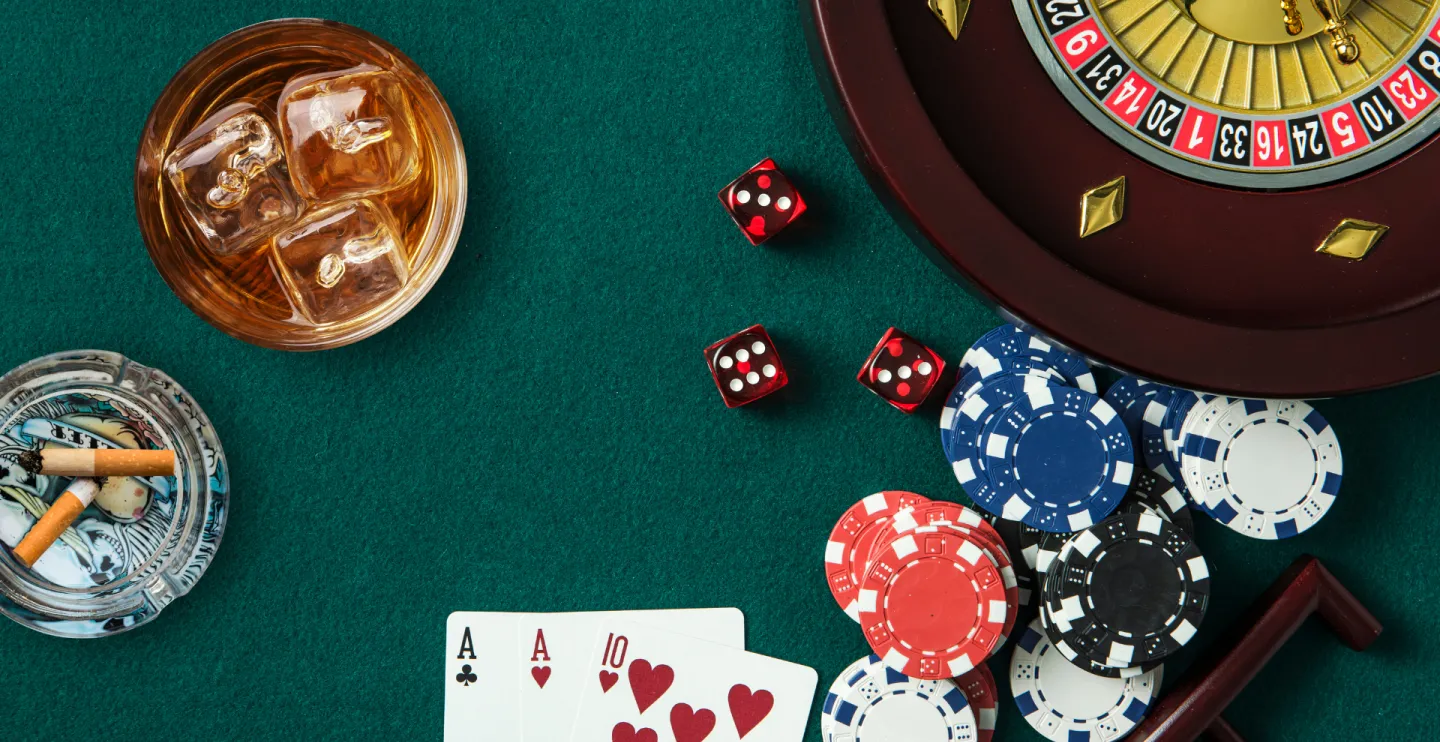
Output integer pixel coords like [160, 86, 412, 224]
[804, 0, 1440, 397]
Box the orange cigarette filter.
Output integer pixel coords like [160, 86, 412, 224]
[21, 448, 175, 477]
[12, 478, 100, 568]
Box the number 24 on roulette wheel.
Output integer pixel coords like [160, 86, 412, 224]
[804, 0, 1440, 397]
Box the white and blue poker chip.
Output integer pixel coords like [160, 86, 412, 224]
[823, 653, 979, 742]
[982, 385, 1133, 533]
[1010, 617, 1159, 742]
[1180, 398, 1343, 539]
[1175, 395, 1236, 517]
[1139, 387, 1183, 489]
[1103, 376, 1161, 449]
[940, 359, 1063, 461]
[960, 324, 1029, 370]
[948, 374, 1056, 507]
[1161, 391, 1205, 478]
[960, 326, 1096, 394]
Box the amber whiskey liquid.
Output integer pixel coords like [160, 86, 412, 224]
[136, 19, 465, 350]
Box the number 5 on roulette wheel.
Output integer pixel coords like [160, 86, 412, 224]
[803, 0, 1440, 397]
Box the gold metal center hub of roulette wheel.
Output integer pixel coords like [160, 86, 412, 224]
[1016, 0, 1440, 187]
[1179, 0, 1359, 62]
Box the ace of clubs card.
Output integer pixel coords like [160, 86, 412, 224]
[568, 619, 817, 742]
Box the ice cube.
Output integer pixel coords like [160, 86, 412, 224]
[278, 66, 422, 202]
[163, 103, 301, 256]
[272, 199, 409, 323]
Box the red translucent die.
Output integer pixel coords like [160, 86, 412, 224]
[718, 158, 807, 245]
[704, 324, 789, 407]
[858, 328, 945, 413]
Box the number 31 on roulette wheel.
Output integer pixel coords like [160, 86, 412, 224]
[803, 0, 1440, 397]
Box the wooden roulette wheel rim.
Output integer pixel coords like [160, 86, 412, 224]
[801, 0, 1440, 397]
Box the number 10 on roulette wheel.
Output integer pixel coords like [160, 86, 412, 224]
[804, 0, 1440, 397]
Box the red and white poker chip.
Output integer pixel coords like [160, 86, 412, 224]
[825, 491, 930, 621]
[857, 525, 1008, 679]
[956, 662, 999, 742]
[874, 501, 1021, 655]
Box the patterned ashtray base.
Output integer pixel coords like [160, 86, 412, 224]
[0, 351, 228, 638]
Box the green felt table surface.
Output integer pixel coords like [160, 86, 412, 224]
[1, 1, 1437, 740]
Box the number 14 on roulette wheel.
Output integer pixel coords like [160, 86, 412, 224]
[804, 0, 1440, 397]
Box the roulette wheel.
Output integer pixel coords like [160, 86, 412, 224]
[803, 0, 1440, 396]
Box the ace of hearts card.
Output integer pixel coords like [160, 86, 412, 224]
[567, 619, 817, 742]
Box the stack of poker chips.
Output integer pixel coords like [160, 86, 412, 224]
[926, 322, 1345, 741]
[1107, 378, 1344, 540]
[816, 323, 1349, 742]
[822, 492, 1011, 741]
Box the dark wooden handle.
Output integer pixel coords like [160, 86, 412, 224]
[1133, 555, 1382, 741]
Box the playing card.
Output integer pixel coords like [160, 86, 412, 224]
[445, 612, 524, 742]
[567, 619, 818, 742]
[444, 609, 744, 742]
[519, 609, 745, 741]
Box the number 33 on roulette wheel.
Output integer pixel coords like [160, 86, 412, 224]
[804, 0, 1440, 396]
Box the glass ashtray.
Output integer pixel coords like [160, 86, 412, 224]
[134, 18, 467, 350]
[0, 351, 229, 638]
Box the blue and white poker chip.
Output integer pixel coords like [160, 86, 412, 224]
[960, 324, 1029, 370]
[961, 327, 1096, 393]
[947, 375, 1057, 505]
[1139, 387, 1182, 488]
[1161, 391, 1204, 476]
[1010, 617, 1159, 742]
[940, 359, 1063, 461]
[983, 385, 1133, 532]
[1175, 395, 1235, 516]
[1103, 376, 1161, 449]
[824, 653, 979, 742]
[1181, 398, 1343, 539]
[821, 656, 875, 740]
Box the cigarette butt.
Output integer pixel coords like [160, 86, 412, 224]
[12, 479, 100, 568]
[19, 448, 175, 477]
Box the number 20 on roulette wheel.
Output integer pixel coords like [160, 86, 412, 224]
[804, 0, 1440, 397]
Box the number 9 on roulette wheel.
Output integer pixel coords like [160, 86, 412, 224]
[803, 0, 1440, 396]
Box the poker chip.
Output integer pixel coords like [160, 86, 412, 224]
[1127, 468, 1194, 535]
[1182, 398, 1342, 539]
[1011, 617, 1160, 741]
[983, 385, 1133, 533]
[824, 653, 979, 742]
[1036, 595, 1158, 679]
[956, 663, 999, 742]
[943, 358, 1066, 461]
[892, 502, 1022, 650]
[983, 513, 1038, 609]
[1018, 523, 1070, 574]
[1138, 387, 1178, 480]
[1103, 376, 1161, 448]
[959, 324, 1029, 370]
[1046, 511, 1210, 668]
[857, 525, 1008, 678]
[963, 331, 1097, 393]
[1161, 390, 1204, 477]
[1019, 495, 1163, 590]
[1175, 395, 1239, 516]
[821, 655, 876, 740]
[947, 374, 1055, 505]
[939, 376, 981, 461]
[826, 491, 931, 621]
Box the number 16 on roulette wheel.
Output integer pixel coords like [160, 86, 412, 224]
[804, 0, 1440, 397]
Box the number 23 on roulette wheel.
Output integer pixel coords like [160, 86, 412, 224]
[804, 0, 1440, 397]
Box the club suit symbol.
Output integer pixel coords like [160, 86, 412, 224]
[455, 664, 478, 686]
